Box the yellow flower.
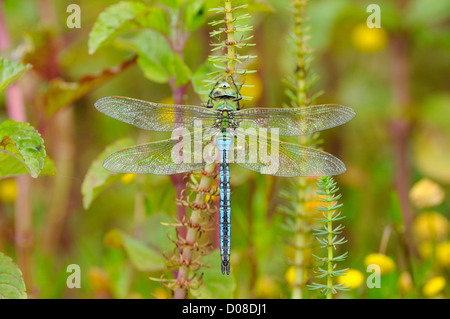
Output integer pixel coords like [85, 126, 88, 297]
[103, 229, 124, 249]
[398, 271, 413, 295]
[88, 267, 111, 293]
[239, 73, 263, 102]
[337, 269, 364, 289]
[409, 178, 445, 209]
[204, 189, 218, 203]
[418, 241, 433, 259]
[255, 275, 279, 298]
[351, 23, 388, 53]
[152, 287, 170, 299]
[413, 211, 449, 242]
[0, 178, 18, 203]
[285, 266, 296, 285]
[120, 173, 136, 185]
[423, 276, 446, 298]
[436, 242, 450, 267]
[364, 253, 396, 275]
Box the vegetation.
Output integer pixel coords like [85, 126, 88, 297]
[0, 0, 449, 299]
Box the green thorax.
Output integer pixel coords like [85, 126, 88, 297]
[214, 100, 237, 130]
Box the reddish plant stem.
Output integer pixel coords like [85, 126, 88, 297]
[0, 0, 34, 294]
[169, 82, 189, 240]
[390, 34, 412, 218]
[390, 30, 414, 249]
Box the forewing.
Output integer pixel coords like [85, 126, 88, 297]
[234, 104, 355, 136]
[95, 96, 217, 132]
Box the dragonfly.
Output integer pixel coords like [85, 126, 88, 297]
[94, 77, 355, 275]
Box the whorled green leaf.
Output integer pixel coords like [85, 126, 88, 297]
[0, 252, 27, 299]
[0, 58, 31, 93]
[38, 58, 136, 116]
[88, 1, 168, 55]
[121, 233, 165, 272]
[81, 138, 135, 209]
[196, 251, 236, 299]
[0, 120, 52, 179]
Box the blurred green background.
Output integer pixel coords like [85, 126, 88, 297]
[0, 0, 449, 299]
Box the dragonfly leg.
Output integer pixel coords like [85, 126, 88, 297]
[207, 80, 220, 108]
[229, 76, 243, 110]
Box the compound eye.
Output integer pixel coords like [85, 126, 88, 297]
[220, 82, 229, 89]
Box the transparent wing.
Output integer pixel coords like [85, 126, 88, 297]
[95, 96, 217, 132]
[231, 129, 346, 177]
[103, 128, 220, 175]
[234, 104, 355, 136]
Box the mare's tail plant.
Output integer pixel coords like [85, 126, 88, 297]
[168, 0, 256, 298]
[308, 176, 349, 298]
[280, 0, 322, 299]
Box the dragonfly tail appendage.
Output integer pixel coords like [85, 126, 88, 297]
[221, 256, 231, 275]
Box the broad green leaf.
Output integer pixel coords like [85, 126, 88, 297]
[0, 120, 50, 179]
[135, 7, 169, 35]
[0, 252, 27, 299]
[89, 1, 146, 54]
[38, 58, 135, 116]
[0, 58, 31, 93]
[406, 0, 450, 27]
[191, 60, 215, 96]
[135, 30, 172, 84]
[134, 30, 191, 85]
[40, 156, 56, 176]
[88, 2, 169, 54]
[121, 233, 165, 272]
[159, 0, 185, 9]
[196, 251, 236, 299]
[81, 138, 135, 209]
[171, 54, 191, 86]
[182, 0, 207, 31]
[0, 154, 55, 179]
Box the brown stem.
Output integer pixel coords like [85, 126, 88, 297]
[42, 108, 75, 253]
[169, 82, 189, 241]
[174, 165, 216, 299]
[390, 31, 414, 246]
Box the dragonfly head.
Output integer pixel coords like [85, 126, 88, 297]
[213, 81, 236, 99]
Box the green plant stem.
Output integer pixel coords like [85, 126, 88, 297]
[292, 181, 306, 299]
[309, 177, 348, 298]
[290, 0, 313, 300]
[326, 200, 334, 299]
[293, 0, 307, 107]
[167, 12, 190, 242]
[224, 0, 236, 75]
